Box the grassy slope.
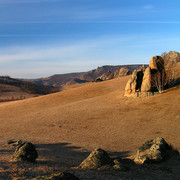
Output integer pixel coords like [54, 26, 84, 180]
[0, 75, 179, 153]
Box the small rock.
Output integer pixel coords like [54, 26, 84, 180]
[113, 159, 129, 171]
[12, 141, 38, 162]
[79, 148, 112, 169]
[134, 137, 170, 164]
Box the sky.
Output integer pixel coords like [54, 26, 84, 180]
[0, 0, 180, 78]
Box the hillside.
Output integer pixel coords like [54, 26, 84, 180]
[27, 64, 146, 87]
[0, 76, 59, 101]
[0, 76, 179, 179]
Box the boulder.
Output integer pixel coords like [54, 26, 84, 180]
[79, 148, 112, 169]
[95, 67, 131, 82]
[95, 71, 113, 81]
[141, 67, 151, 92]
[114, 67, 130, 78]
[149, 56, 164, 71]
[125, 55, 166, 97]
[12, 141, 38, 162]
[124, 69, 144, 97]
[32, 172, 80, 180]
[134, 137, 170, 164]
[124, 70, 137, 94]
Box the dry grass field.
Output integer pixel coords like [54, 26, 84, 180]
[0, 76, 180, 179]
[0, 83, 37, 101]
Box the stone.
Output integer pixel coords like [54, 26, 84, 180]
[32, 172, 80, 180]
[141, 67, 151, 92]
[113, 159, 129, 171]
[124, 69, 144, 97]
[124, 55, 167, 97]
[95, 67, 131, 82]
[114, 67, 130, 78]
[79, 148, 112, 169]
[12, 141, 38, 162]
[149, 56, 164, 71]
[134, 137, 170, 164]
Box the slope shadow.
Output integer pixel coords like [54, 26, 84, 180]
[0, 149, 14, 154]
[0, 143, 133, 179]
[35, 143, 132, 167]
[35, 143, 89, 168]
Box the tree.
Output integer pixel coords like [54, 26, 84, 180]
[165, 63, 176, 87]
[152, 69, 166, 94]
[161, 51, 167, 58]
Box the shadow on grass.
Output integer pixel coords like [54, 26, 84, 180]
[0, 149, 14, 154]
[35, 142, 89, 167]
[2, 142, 179, 180]
[0, 142, 134, 179]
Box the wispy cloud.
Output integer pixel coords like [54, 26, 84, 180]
[0, 34, 179, 78]
[1, 21, 180, 25]
[0, 0, 59, 3]
[143, 4, 154, 10]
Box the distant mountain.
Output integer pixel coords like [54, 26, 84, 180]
[27, 64, 147, 87]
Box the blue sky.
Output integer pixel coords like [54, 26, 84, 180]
[0, 0, 180, 78]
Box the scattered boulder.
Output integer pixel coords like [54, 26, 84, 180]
[114, 67, 131, 78]
[99, 71, 114, 81]
[134, 137, 171, 164]
[32, 172, 80, 180]
[79, 148, 112, 169]
[11, 141, 38, 162]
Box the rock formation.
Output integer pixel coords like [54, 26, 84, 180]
[11, 141, 38, 162]
[114, 67, 131, 78]
[95, 67, 130, 82]
[149, 56, 164, 70]
[79, 148, 112, 169]
[163, 51, 180, 66]
[125, 55, 165, 97]
[134, 137, 171, 164]
[141, 67, 151, 92]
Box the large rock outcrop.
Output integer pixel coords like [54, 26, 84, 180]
[125, 55, 166, 97]
[134, 137, 171, 164]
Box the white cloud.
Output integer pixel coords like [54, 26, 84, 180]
[0, 34, 179, 78]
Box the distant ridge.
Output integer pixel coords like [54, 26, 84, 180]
[26, 64, 147, 87]
[0, 76, 58, 95]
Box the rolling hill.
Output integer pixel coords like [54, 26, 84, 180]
[27, 64, 146, 87]
[0, 73, 179, 179]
